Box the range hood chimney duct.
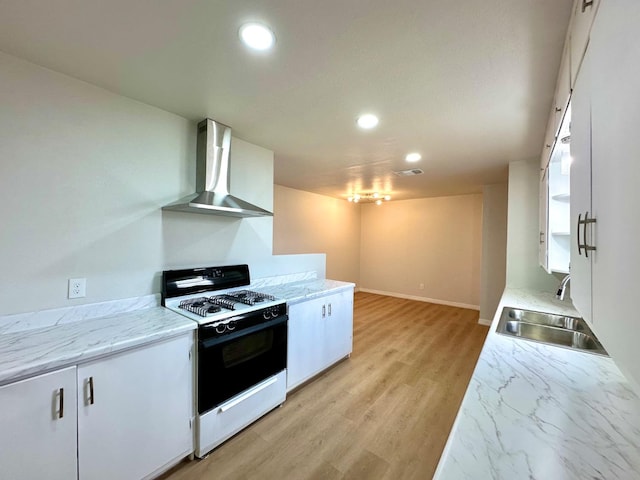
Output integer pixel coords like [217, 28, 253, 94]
[163, 119, 273, 218]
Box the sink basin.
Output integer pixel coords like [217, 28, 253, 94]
[496, 307, 608, 356]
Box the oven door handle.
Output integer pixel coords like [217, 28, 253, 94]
[199, 315, 288, 349]
[218, 376, 279, 413]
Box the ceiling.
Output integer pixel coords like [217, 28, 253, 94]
[0, 0, 573, 201]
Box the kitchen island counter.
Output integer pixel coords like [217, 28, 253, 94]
[0, 307, 195, 385]
[434, 287, 640, 479]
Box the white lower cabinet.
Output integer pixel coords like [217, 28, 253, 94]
[323, 289, 354, 366]
[78, 333, 194, 480]
[0, 367, 78, 480]
[287, 288, 354, 391]
[0, 333, 194, 480]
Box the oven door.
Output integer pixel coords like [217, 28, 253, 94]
[198, 315, 287, 414]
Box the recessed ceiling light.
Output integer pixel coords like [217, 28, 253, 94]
[239, 23, 275, 51]
[357, 114, 379, 129]
[405, 152, 422, 162]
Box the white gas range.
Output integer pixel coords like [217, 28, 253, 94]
[162, 264, 288, 457]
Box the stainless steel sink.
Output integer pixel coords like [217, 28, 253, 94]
[496, 307, 608, 355]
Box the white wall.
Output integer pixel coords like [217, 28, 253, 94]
[0, 52, 322, 315]
[273, 185, 360, 284]
[359, 194, 483, 309]
[506, 159, 558, 290]
[479, 184, 508, 323]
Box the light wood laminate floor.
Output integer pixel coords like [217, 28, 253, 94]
[161, 292, 489, 480]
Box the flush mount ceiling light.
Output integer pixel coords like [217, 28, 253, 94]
[239, 23, 276, 51]
[347, 192, 391, 205]
[356, 114, 379, 130]
[405, 152, 422, 162]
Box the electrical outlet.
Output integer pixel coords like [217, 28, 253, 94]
[68, 278, 86, 299]
[419, 283, 425, 290]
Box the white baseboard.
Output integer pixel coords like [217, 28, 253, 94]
[478, 318, 493, 326]
[358, 288, 480, 311]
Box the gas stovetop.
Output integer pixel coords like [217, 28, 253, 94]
[161, 265, 284, 326]
[165, 289, 282, 324]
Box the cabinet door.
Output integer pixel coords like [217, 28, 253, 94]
[324, 289, 354, 364]
[540, 113, 555, 171]
[570, 0, 600, 87]
[0, 367, 77, 480]
[539, 167, 549, 272]
[589, 0, 640, 391]
[287, 298, 324, 391]
[569, 45, 593, 325]
[554, 40, 572, 135]
[78, 334, 194, 480]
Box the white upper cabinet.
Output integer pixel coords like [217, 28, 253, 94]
[539, 167, 549, 271]
[570, 0, 640, 393]
[540, 112, 556, 172]
[546, 111, 571, 275]
[554, 40, 572, 136]
[539, 28, 572, 274]
[570, 0, 600, 87]
[588, 0, 640, 392]
[569, 48, 593, 325]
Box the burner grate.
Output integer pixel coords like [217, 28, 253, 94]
[224, 290, 276, 305]
[178, 297, 222, 317]
[208, 296, 237, 310]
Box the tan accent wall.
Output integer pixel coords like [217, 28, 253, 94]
[273, 185, 361, 284]
[359, 194, 483, 309]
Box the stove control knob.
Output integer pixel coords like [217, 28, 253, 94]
[215, 323, 226, 334]
[227, 320, 236, 331]
[263, 310, 271, 320]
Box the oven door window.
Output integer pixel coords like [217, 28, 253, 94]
[221, 330, 273, 368]
[198, 319, 287, 414]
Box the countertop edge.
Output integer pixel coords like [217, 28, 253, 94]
[0, 308, 196, 386]
[433, 287, 640, 480]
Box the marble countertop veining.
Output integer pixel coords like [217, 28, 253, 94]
[251, 278, 355, 305]
[0, 307, 195, 386]
[0, 275, 353, 386]
[434, 287, 640, 480]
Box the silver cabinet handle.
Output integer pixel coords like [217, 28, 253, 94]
[578, 211, 597, 257]
[322, 305, 326, 318]
[88, 376, 95, 405]
[539, 231, 545, 245]
[582, 0, 594, 13]
[583, 211, 597, 258]
[58, 387, 64, 419]
[328, 303, 332, 316]
[577, 213, 584, 256]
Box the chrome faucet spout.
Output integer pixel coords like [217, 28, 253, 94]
[556, 274, 571, 300]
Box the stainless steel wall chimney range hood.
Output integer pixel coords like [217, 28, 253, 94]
[163, 119, 273, 218]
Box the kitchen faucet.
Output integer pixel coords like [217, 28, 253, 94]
[556, 274, 570, 301]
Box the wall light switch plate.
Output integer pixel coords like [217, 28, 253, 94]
[68, 278, 86, 299]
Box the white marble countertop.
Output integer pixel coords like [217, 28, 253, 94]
[252, 278, 355, 305]
[0, 273, 352, 387]
[0, 307, 195, 386]
[434, 287, 640, 480]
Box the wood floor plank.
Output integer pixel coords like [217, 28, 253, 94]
[159, 292, 488, 480]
